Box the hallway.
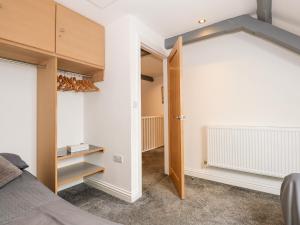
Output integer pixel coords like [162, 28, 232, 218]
[142, 147, 165, 191]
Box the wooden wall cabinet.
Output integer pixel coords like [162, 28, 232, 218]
[0, 0, 55, 52]
[0, 2, 105, 192]
[56, 4, 105, 68]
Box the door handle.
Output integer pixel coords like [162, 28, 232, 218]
[176, 115, 186, 120]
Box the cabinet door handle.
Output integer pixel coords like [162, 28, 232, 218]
[59, 28, 65, 33]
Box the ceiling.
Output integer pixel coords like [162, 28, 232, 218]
[55, 0, 300, 38]
[141, 54, 163, 78]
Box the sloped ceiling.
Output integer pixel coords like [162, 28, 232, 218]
[142, 55, 163, 78]
[55, 0, 300, 38]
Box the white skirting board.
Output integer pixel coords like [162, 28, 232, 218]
[84, 177, 141, 203]
[83, 168, 282, 203]
[185, 167, 283, 195]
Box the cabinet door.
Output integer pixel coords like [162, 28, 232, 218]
[56, 4, 105, 67]
[0, 0, 55, 52]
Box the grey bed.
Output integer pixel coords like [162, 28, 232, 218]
[281, 173, 300, 225]
[0, 171, 121, 225]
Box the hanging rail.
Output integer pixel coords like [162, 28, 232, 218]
[0, 57, 46, 69]
[57, 70, 99, 92]
[57, 70, 93, 78]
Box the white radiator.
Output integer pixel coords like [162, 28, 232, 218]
[142, 116, 164, 152]
[207, 126, 300, 178]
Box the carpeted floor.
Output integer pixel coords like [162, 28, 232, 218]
[59, 148, 283, 225]
[142, 147, 166, 191]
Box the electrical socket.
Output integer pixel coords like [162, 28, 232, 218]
[113, 155, 123, 164]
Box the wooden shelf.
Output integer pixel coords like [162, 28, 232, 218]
[0, 1, 105, 193]
[57, 145, 104, 161]
[57, 55, 104, 82]
[0, 39, 54, 66]
[58, 162, 104, 188]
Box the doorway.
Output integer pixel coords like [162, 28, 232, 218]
[140, 48, 165, 192]
[137, 38, 184, 200]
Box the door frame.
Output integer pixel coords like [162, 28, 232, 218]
[135, 40, 169, 199]
[141, 42, 169, 174]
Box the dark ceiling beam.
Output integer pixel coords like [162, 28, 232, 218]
[257, 0, 272, 24]
[234, 15, 300, 55]
[165, 15, 300, 56]
[165, 18, 241, 50]
[141, 49, 151, 57]
[141, 74, 154, 82]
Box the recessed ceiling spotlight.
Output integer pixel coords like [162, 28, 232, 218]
[87, 0, 118, 9]
[198, 19, 206, 24]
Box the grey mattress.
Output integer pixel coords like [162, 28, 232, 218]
[0, 171, 121, 225]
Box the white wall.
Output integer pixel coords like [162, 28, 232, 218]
[57, 91, 85, 188]
[84, 15, 166, 202]
[0, 60, 37, 175]
[84, 16, 134, 198]
[57, 92, 84, 147]
[141, 77, 163, 116]
[141, 53, 164, 116]
[183, 32, 300, 194]
[141, 54, 163, 77]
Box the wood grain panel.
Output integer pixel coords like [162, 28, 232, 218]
[58, 162, 104, 187]
[168, 37, 185, 199]
[0, 0, 55, 52]
[57, 146, 104, 161]
[56, 4, 105, 67]
[57, 55, 104, 82]
[0, 39, 55, 66]
[37, 57, 57, 192]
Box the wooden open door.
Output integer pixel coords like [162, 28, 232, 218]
[168, 37, 185, 199]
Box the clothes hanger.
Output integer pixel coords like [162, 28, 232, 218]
[57, 73, 100, 92]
